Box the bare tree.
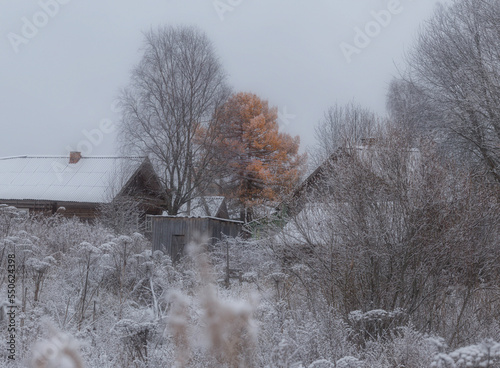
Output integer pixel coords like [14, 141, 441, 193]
[386, 77, 441, 142]
[119, 26, 231, 215]
[403, 0, 500, 183]
[311, 101, 381, 167]
[99, 196, 142, 235]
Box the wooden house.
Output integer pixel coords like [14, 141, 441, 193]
[0, 152, 163, 222]
[151, 216, 243, 262]
[278, 142, 421, 223]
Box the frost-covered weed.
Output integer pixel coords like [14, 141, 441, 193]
[31, 329, 84, 368]
[432, 339, 500, 368]
[166, 242, 257, 367]
[0, 204, 28, 235]
[2, 208, 500, 367]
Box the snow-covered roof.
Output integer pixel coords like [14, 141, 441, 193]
[0, 155, 147, 203]
[152, 214, 243, 224]
[179, 196, 226, 217]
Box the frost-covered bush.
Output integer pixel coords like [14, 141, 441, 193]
[255, 298, 356, 367]
[210, 236, 277, 285]
[276, 131, 500, 348]
[0, 204, 27, 236]
[347, 308, 405, 345]
[336, 356, 362, 368]
[360, 326, 438, 368]
[432, 339, 500, 368]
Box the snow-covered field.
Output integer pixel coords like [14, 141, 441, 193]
[1, 204, 500, 368]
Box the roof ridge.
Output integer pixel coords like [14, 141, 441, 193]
[0, 155, 147, 160]
[0, 155, 30, 160]
[80, 156, 147, 159]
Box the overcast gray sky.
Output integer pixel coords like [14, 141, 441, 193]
[0, 0, 441, 158]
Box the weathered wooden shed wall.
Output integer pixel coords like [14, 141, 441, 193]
[152, 216, 243, 261]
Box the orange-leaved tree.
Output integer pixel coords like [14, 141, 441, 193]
[215, 92, 306, 222]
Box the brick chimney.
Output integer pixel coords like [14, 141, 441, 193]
[69, 151, 81, 164]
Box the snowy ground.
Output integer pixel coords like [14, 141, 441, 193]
[1, 206, 500, 367]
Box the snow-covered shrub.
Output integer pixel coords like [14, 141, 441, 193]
[98, 196, 144, 235]
[277, 133, 500, 347]
[432, 339, 500, 368]
[210, 235, 277, 287]
[347, 308, 405, 345]
[114, 317, 157, 364]
[0, 204, 27, 236]
[360, 326, 438, 367]
[270, 337, 303, 368]
[255, 299, 355, 367]
[336, 356, 362, 368]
